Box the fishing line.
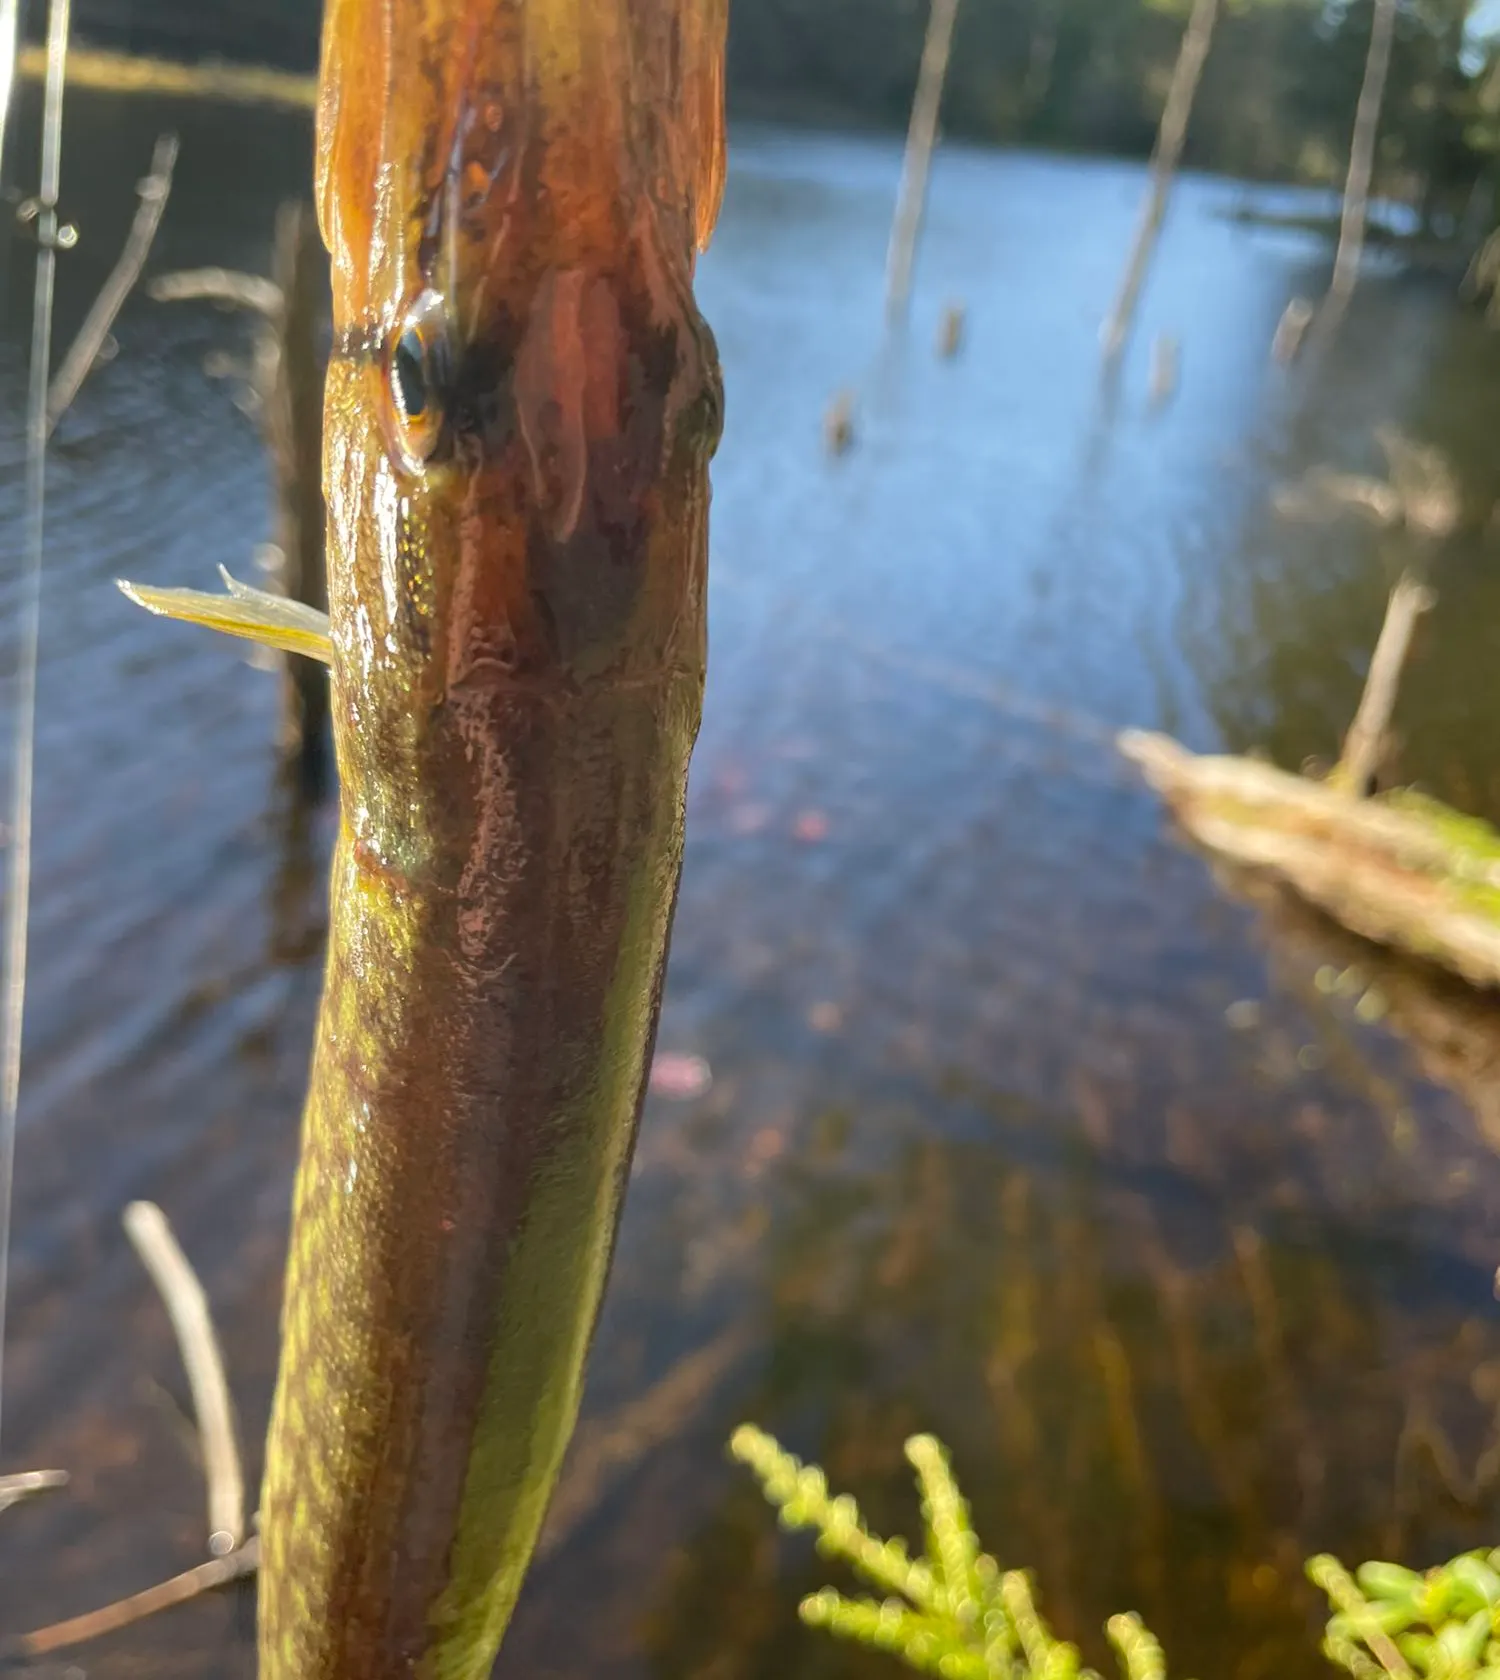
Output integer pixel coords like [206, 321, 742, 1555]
[0, 0, 71, 1462]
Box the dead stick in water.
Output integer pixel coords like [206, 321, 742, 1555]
[1338, 572, 1435, 798]
[1, 1536, 260, 1662]
[1101, 0, 1220, 364]
[123, 1202, 245, 1554]
[46, 133, 178, 435]
[885, 0, 961, 324]
[0, 1468, 67, 1515]
[148, 267, 283, 316]
[1312, 0, 1397, 346]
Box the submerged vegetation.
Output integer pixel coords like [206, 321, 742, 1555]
[732, 1427, 1500, 1680]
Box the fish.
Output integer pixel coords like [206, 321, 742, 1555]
[120, 1, 727, 1675]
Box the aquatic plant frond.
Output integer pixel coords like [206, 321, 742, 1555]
[733, 1425, 1500, 1680]
[729, 1425, 1158, 1680]
[118, 567, 333, 664]
[1307, 1551, 1500, 1680]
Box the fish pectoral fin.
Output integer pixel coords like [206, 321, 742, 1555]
[117, 567, 333, 665]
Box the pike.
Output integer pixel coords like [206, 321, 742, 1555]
[120, 2, 727, 1675]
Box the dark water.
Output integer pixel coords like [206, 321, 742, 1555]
[5, 83, 1500, 1680]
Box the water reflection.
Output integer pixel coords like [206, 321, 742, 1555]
[1182, 288, 1500, 811]
[516, 1078, 1500, 1680]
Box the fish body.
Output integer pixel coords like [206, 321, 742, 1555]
[124, 2, 726, 1676]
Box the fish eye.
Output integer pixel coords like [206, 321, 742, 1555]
[384, 292, 450, 471]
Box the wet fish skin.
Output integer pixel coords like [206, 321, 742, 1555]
[123, 2, 727, 1676]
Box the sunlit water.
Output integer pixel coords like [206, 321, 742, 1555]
[3, 86, 1500, 1680]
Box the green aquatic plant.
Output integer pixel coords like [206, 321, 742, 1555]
[730, 1425, 1500, 1680]
[728, 1425, 1173, 1680]
[1307, 1551, 1500, 1680]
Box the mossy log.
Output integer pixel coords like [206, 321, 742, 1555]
[1119, 728, 1500, 990]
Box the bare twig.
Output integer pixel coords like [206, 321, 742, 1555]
[1101, 0, 1220, 363]
[0, 1468, 67, 1515]
[885, 0, 961, 324]
[123, 1202, 245, 1555]
[149, 267, 283, 318]
[46, 133, 178, 435]
[2, 1536, 259, 1662]
[1338, 573, 1435, 798]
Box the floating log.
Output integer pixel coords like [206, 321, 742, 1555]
[1119, 729, 1500, 991]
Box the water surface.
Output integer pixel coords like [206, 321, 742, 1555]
[3, 88, 1500, 1680]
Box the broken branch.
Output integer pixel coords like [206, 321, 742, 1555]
[2, 1536, 259, 1662]
[123, 1202, 245, 1555]
[46, 133, 178, 435]
[0, 1469, 67, 1516]
[149, 268, 283, 318]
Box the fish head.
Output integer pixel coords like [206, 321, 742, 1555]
[317, 0, 726, 790]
